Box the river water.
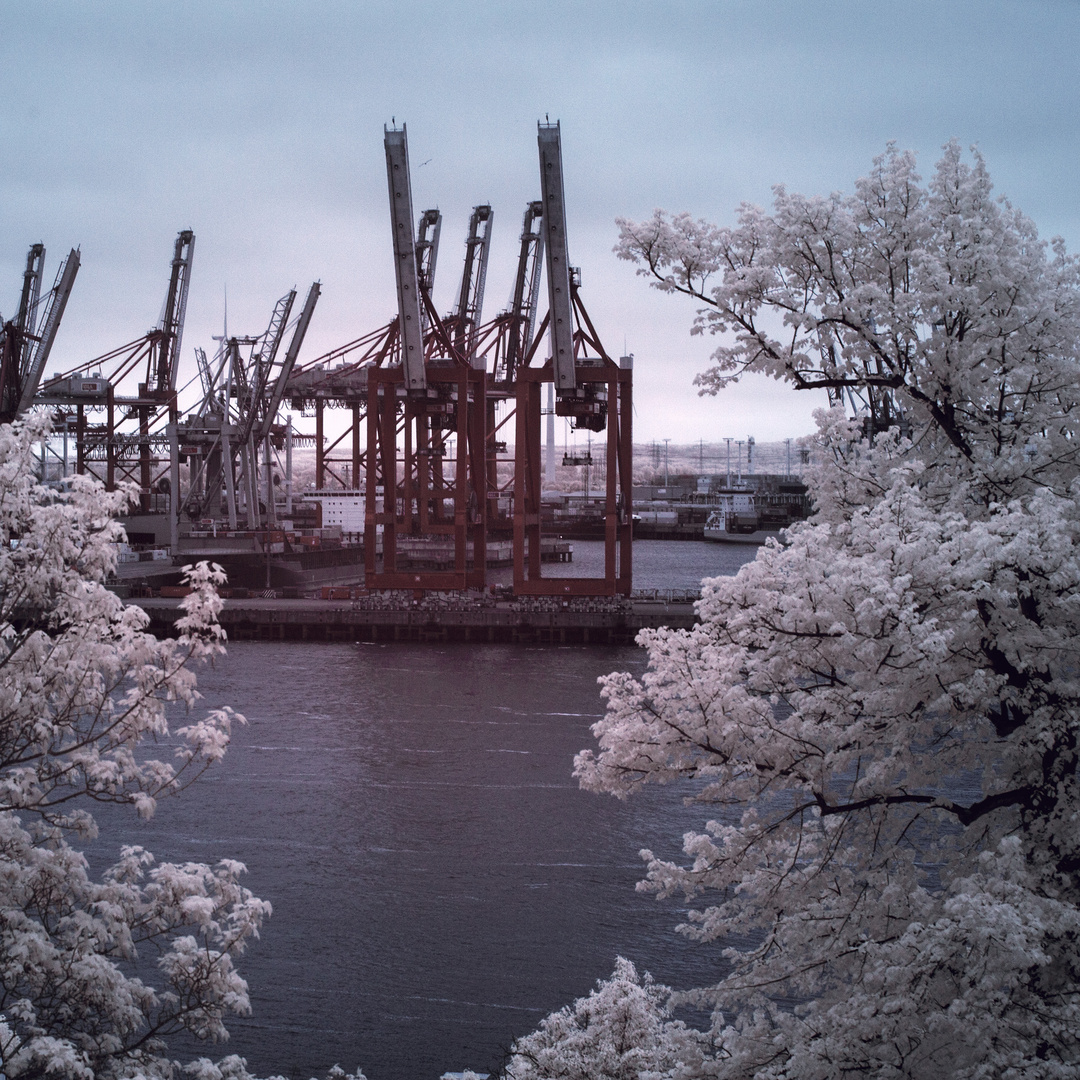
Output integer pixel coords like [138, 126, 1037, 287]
[93, 541, 758, 1080]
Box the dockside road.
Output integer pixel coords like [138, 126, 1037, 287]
[131, 592, 700, 645]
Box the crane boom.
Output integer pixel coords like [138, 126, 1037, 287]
[451, 204, 493, 365]
[537, 121, 575, 390]
[503, 201, 544, 385]
[149, 229, 195, 397]
[0, 244, 47, 418]
[384, 124, 427, 391]
[16, 244, 45, 370]
[259, 281, 320, 443]
[415, 209, 442, 333]
[195, 346, 213, 402]
[17, 248, 80, 416]
[237, 290, 296, 447]
[416, 209, 442, 296]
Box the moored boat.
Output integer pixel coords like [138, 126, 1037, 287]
[703, 489, 803, 545]
[703, 509, 782, 545]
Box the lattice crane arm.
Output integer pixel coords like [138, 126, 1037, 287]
[236, 289, 296, 447]
[259, 281, 320, 443]
[0, 244, 47, 419]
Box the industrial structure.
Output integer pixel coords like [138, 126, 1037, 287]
[283, 120, 632, 595]
[12, 120, 632, 597]
[0, 244, 80, 423]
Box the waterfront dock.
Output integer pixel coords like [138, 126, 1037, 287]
[131, 591, 700, 645]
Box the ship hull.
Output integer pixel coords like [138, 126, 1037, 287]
[703, 526, 779, 545]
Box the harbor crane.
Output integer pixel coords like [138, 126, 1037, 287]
[283, 121, 632, 596]
[362, 123, 491, 590]
[37, 229, 195, 506]
[507, 121, 632, 595]
[174, 282, 320, 533]
[0, 243, 80, 423]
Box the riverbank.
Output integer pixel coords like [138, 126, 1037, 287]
[132, 592, 700, 644]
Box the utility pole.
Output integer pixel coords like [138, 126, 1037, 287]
[663, 438, 670, 487]
[725, 437, 732, 487]
[737, 440, 743, 484]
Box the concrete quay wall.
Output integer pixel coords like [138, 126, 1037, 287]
[131, 596, 699, 645]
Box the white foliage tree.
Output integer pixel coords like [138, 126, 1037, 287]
[564, 144, 1080, 1078]
[0, 415, 271, 1080]
[504, 958, 709, 1080]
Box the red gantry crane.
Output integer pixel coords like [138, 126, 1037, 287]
[507, 122, 632, 596]
[283, 121, 632, 596]
[363, 123, 490, 591]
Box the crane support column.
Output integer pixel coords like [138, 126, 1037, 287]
[384, 124, 427, 393]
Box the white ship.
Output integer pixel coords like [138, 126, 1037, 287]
[704, 491, 790, 545]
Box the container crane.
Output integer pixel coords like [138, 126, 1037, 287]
[537, 121, 606, 432]
[36, 229, 192, 507]
[284, 121, 631, 597]
[173, 283, 320, 534]
[363, 123, 490, 591]
[509, 121, 632, 596]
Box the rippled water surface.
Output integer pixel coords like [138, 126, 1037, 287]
[93, 542, 755, 1079]
[488, 537, 757, 588]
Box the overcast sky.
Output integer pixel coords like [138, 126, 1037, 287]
[2, 0, 1078, 444]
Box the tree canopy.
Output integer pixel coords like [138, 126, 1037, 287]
[0, 416, 269, 1080]
[562, 145, 1080, 1078]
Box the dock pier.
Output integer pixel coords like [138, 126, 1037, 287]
[132, 592, 699, 645]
